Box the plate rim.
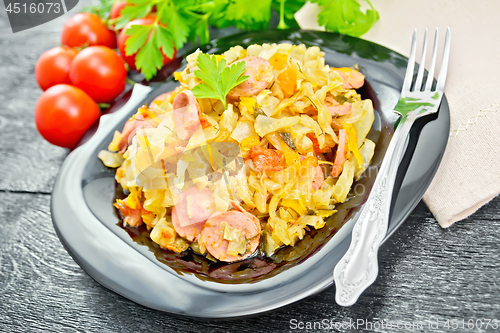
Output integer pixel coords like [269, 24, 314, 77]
[51, 29, 450, 318]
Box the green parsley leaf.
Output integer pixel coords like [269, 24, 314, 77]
[135, 29, 165, 80]
[81, 0, 116, 22]
[122, 11, 176, 79]
[310, 0, 379, 37]
[112, 1, 153, 30]
[191, 53, 249, 108]
[156, 26, 175, 58]
[158, 2, 190, 49]
[124, 24, 152, 55]
[185, 12, 211, 45]
[213, 0, 272, 31]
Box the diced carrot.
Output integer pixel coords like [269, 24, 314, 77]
[114, 199, 143, 227]
[277, 68, 297, 97]
[269, 52, 288, 71]
[307, 133, 331, 154]
[249, 146, 284, 171]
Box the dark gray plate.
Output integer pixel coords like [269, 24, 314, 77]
[51, 30, 449, 318]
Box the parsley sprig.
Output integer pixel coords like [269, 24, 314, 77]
[93, 0, 378, 80]
[81, 0, 116, 21]
[310, 0, 379, 37]
[191, 53, 249, 108]
[122, 18, 176, 80]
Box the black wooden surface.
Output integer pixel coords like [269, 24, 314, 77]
[1, 8, 499, 333]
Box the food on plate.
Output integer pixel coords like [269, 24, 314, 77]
[61, 13, 117, 49]
[70, 46, 127, 103]
[35, 84, 100, 148]
[35, 46, 78, 91]
[99, 43, 376, 276]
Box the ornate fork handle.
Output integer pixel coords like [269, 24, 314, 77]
[333, 111, 419, 307]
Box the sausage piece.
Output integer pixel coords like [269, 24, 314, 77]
[172, 208, 206, 242]
[323, 95, 352, 116]
[249, 146, 284, 171]
[171, 187, 216, 241]
[333, 67, 365, 89]
[118, 114, 156, 153]
[200, 210, 261, 262]
[312, 165, 324, 191]
[227, 57, 273, 98]
[331, 129, 347, 178]
[300, 155, 324, 191]
[172, 90, 201, 141]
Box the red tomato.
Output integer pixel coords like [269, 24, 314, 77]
[110, 1, 128, 19]
[118, 16, 176, 71]
[61, 13, 117, 49]
[70, 46, 127, 103]
[35, 84, 101, 148]
[35, 46, 78, 91]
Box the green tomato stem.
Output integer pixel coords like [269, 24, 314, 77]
[126, 77, 136, 86]
[277, 0, 289, 29]
[98, 103, 111, 109]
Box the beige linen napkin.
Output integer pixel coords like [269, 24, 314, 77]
[295, 0, 500, 227]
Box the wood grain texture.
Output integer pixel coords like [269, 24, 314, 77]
[0, 13, 67, 194]
[0, 192, 499, 333]
[0, 4, 499, 332]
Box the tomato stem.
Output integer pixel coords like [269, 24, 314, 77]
[126, 77, 136, 86]
[98, 103, 111, 109]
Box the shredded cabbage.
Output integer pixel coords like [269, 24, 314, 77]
[102, 43, 376, 259]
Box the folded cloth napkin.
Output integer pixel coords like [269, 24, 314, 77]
[295, 0, 500, 227]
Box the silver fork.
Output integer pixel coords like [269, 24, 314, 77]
[333, 27, 451, 307]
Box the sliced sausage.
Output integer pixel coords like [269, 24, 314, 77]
[200, 210, 261, 262]
[227, 57, 273, 98]
[323, 95, 352, 116]
[312, 165, 324, 190]
[331, 129, 347, 178]
[249, 146, 284, 171]
[171, 187, 216, 241]
[172, 208, 206, 242]
[118, 114, 156, 153]
[300, 155, 324, 191]
[172, 90, 201, 141]
[333, 67, 365, 89]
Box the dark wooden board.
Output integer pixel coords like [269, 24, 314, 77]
[1, 192, 499, 333]
[0, 5, 499, 333]
[0, 12, 67, 194]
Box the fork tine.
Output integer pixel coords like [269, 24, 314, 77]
[414, 28, 428, 92]
[402, 29, 417, 95]
[425, 28, 439, 91]
[436, 27, 451, 92]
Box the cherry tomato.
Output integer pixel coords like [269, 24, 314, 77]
[118, 16, 176, 71]
[35, 84, 101, 148]
[35, 46, 78, 91]
[61, 13, 117, 49]
[70, 46, 127, 103]
[110, 1, 128, 20]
